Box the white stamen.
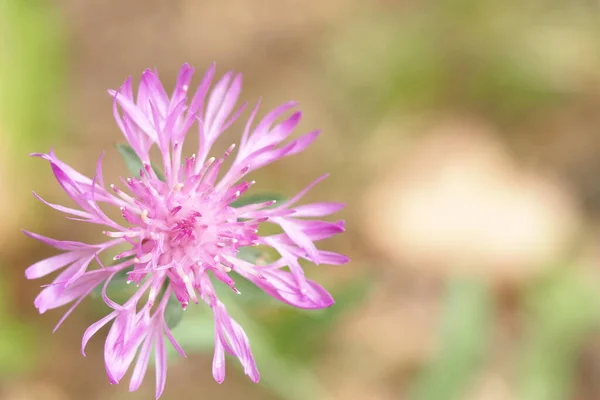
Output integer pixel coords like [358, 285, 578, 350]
[141, 209, 151, 224]
[178, 267, 198, 304]
[103, 230, 140, 238]
[148, 286, 158, 306]
[110, 184, 136, 204]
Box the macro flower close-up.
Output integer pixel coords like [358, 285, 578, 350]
[8, 2, 600, 400]
[23, 63, 348, 398]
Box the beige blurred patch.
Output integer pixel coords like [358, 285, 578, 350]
[180, 0, 351, 66]
[321, 281, 439, 400]
[321, 381, 392, 400]
[518, 21, 600, 90]
[1, 381, 67, 400]
[363, 117, 581, 283]
[466, 371, 515, 400]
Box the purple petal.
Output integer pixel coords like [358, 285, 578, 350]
[170, 63, 194, 110]
[237, 265, 334, 309]
[239, 99, 261, 149]
[110, 89, 158, 142]
[25, 251, 81, 279]
[283, 174, 330, 207]
[275, 218, 320, 263]
[32, 151, 93, 186]
[253, 111, 302, 150]
[154, 329, 167, 399]
[64, 254, 97, 286]
[228, 318, 260, 382]
[33, 192, 91, 219]
[292, 202, 346, 217]
[104, 309, 149, 384]
[129, 331, 154, 392]
[187, 64, 215, 140]
[141, 70, 169, 116]
[268, 111, 302, 143]
[212, 335, 226, 383]
[248, 101, 297, 148]
[280, 129, 320, 157]
[82, 311, 118, 356]
[204, 72, 233, 136]
[213, 303, 259, 382]
[295, 220, 346, 242]
[315, 250, 350, 265]
[95, 152, 106, 188]
[208, 73, 243, 142]
[34, 269, 110, 314]
[287, 247, 350, 265]
[162, 320, 187, 358]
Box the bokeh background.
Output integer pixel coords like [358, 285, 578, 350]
[2, 1, 600, 399]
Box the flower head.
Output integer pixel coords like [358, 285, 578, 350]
[25, 63, 348, 398]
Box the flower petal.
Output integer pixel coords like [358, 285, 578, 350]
[154, 329, 167, 399]
[212, 334, 226, 383]
[22, 230, 91, 251]
[25, 251, 81, 279]
[212, 302, 259, 382]
[82, 311, 118, 356]
[291, 202, 346, 218]
[129, 331, 154, 392]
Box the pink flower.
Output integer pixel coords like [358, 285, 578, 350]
[25, 63, 348, 398]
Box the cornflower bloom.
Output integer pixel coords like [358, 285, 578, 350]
[24, 63, 348, 398]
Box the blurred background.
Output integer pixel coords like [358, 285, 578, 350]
[2, 0, 600, 399]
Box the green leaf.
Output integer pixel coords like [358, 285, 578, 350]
[91, 256, 135, 302]
[410, 277, 494, 400]
[164, 295, 184, 330]
[169, 306, 214, 353]
[117, 144, 143, 177]
[152, 162, 166, 182]
[116, 144, 165, 181]
[230, 193, 286, 208]
[266, 275, 373, 362]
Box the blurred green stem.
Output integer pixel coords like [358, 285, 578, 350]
[410, 277, 494, 400]
[519, 268, 600, 400]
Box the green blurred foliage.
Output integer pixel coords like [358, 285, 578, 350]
[265, 274, 372, 363]
[325, 0, 600, 132]
[0, 272, 37, 375]
[0, 0, 65, 380]
[117, 144, 146, 177]
[410, 278, 494, 400]
[519, 267, 600, 400]
[0, 0, 65, 155]
[117, 143, 167, 181]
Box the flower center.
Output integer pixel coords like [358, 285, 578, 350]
[108, 162, 261, 308]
